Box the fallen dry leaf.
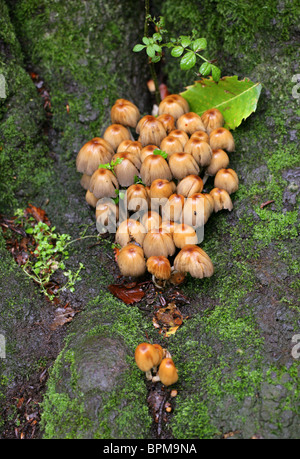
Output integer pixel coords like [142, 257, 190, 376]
[50, 306, 78, 330]
[108, 283, 145, 305]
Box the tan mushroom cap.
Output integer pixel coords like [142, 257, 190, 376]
[157, 113, 176, 134]
[112, 152, 141, 187]
[176, 175, 203, 197]
[201, 108, 224, 135]
[158, 95, 189, 120]
[205, 149, 230, 177]
[141, 211, 162, 232]
[162, 193, 185, 222]
[137, 115, 167, 146]
[117, 140, 142, 158]
[117, 244, 146, 277]
[158, 358, 178, 386]
[209, 127, 235, 152]
[95, 198, 119, 228]
[182, 192, 214, 227]
[177, 112, 206, 134]
[168, 153, 200, 180]
[103, 124, 131, 151]
[89, 168, 119, 199]
[167, 129, 189, 148]
[184, 138, 212, 167]
[209, 187, 233, 212]
[135, 343, 162, 372]
[190, 130, 210, 144]
[76, 137, 113, 176]
[125, 184, 149, 212]
[146, 256, 172, 280]
[111, 99, 140, 128]
[160, 135, 183, 158]
[214, 168, 239, 194]
[80, 173, 92, 190]
[149, 179, 176, 200]
[140, 144, 160, 162]
[173, 223, 198, 248]
[115, 218, 146, 247]
[85, 190, 98, 208]
[143, 228, 176, 258]
[140, 154, 172, 186]
[174, 244, 214, 278]
[160, 220, 177, 235]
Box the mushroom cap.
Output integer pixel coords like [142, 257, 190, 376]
[190, 130, 209, 144]
[168, 153, 200, 180]
[115, 218, 146, 247]
[103, 124, 131, 151]
[112, 152, 141, 187]
[140, 144, 160, 162]
[89, 168, 119, 199]
[125, 184, 149, 212]
[141, 211, 162, 232]
[209, 127, 235, 152]
[136, 115, 167, 146]
[80, 173, 92, 190]
[135, 343, 162, 372]
[174, 244, 214, 278]
[176, 175, 203, 197]
[214, 168, 239, 194]
[149, 179, 176, 200]
[182, 192, 213, 227]
[140, 154, 172, 186]
[111, 99, 140, 128]
[209, 187, 233, 212]
[158, 358, 178, 386]
[152, 344, 164, 366]
[158, 95, 189, 120]
[143, 228, 176, 258]
[160, 220, 177, 235]
[160, 135, 183, 158]
[205, 149, 229, 176]
[201, 108, 224, 135]
[167, 129, 189, 148]
[96, 198, 119, 233]
[76, 137, 113, 175]
[184, 138, 212, 167]
[173, 223, 198, 248]
[85, 190, 98, 208]
[117, 140, 142, 158]
[117, 244, 146, 277]
[146, 256, 171, 280]
[157, 113, 176, 134]
[162, 193, 185, 222]
[176, 112, 206, 134]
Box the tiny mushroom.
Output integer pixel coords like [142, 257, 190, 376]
[184, 138, 212, 168]
[112, 152, 141, 187]
[140, 144, 160, 162]
[158, 94, 189, 120]
[173, 223, 198, 248]
[176, 174, 203, 197]
[201, 108, 224, 134]
[214, 168, 239, 194]
[203, 148, 230, 184]
[160, 135, 184, 158]
[115, 218, 146, 247]
[140, 154, 172, 186]
[209, 127, 235, 152]
[96, 198, 119, 233]
[117, 140, 142, 158]
[76, 137, 113, 176]
[190, 130, 209, 144]
[162, 193, 185, 222]
[137, 115, 167, 146]
[174, 244, 214, 279]
[157, 358, 178, 386]
[182, 192, 214, 227]
[110, 99, 140, 128]
[117, 243, 146, 277]
[177, 112, 206, 134]
[149, 179, 176, 200]
[125, 184, 149, 212]
[157, 113, 176, 134]
[135, 342, 163, 380]
[143, 228, 176, 258]
[168, 153, 200, 180]
[167, 129, 189, 148]
[141, 210, 162, 232]
[85, 190, 98, 208]
[146, 255, 172, 286]
[80, 173, 92, 190]
[209, 187, 233, 212]
[89, 168, 119, 199]
[103, 124, 132, 151]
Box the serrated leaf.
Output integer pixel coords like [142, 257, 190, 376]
[192, 38, 207, 52]
[180, 51, 196, 70]
[133, 44, 146, 52]
[180, 76, 262, 130]
[171, 46, 184, 57]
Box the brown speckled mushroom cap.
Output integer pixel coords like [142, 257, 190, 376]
[174, 244, 214, 279]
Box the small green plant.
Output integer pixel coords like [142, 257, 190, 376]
[133, 7, 221, 104]
[98, 157, 124, 174]
[153, 148, 168, 159]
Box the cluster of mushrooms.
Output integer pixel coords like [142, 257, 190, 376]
[76, 95, 240, 387]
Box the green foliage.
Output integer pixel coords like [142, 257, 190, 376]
[181, 76, 262, 130]
[98, 157, 124, 173]
[153, 148, 168, 159]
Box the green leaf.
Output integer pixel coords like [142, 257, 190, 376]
[146, 45, 156, 58]
[199, 62, 212, 76]
[180, 51, 196, 70]
[142, 37, 150, 45]
[192, 38, 207, 52]
[171, 46, 184, 57]
[180, 76, 262, 130]
[151, 55, 161, 63]
[211, 65, 221, 82]
[153, 149, 168, 159]
[133, 44, 146, 52]
[153, 33, 162, 42]
[180, 36, 191, 48]
[153, 44, 162, 53]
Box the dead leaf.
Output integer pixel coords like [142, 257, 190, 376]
[108, 283, 145, 304]
[50, 306, 78, 330]
[25, 204, 51, 225]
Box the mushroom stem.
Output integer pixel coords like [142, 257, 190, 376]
[146, 370, 153, 381]
[152, 274, 166, 289]
[202, 173, 209, 185]
[152, 374, 161, 383]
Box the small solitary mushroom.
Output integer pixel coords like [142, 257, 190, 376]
[89, 168, 119, 199]
[184, 138, 212, 168]
[136, 115, 167, 146]
[117, 243, 146, 277]
[168, 153, 200, 180]
[209, 187, 233, 212]
[209, 127, 235, 152]
[115, 218, 146, 247]
[214, 168, 239, 194]
[201, 108, 224, 134]
[202, 149, 230, 184]
[140, 154, 172, 186]
[112, 152, 141, 187]
[111, 99, 140, 128]
[76, 137, 113, 176]
[158, 95, 189, 120]
[157, 114, 176, 134]
[177, 112, 206, 134]
[174, 244, 214, 279]
[157, 358, 178, 386]
[176, 175, 203, 197]
[143, 228, 176, 258]
[103, 124, 132, 151]
[173, 223, 198, 248]
[162, 193, 185, 222]
[125, 184, 149, 212]
[160, 135, 183, 158]
[146, 256, 172, 287]
[135, 343, 163, 380]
